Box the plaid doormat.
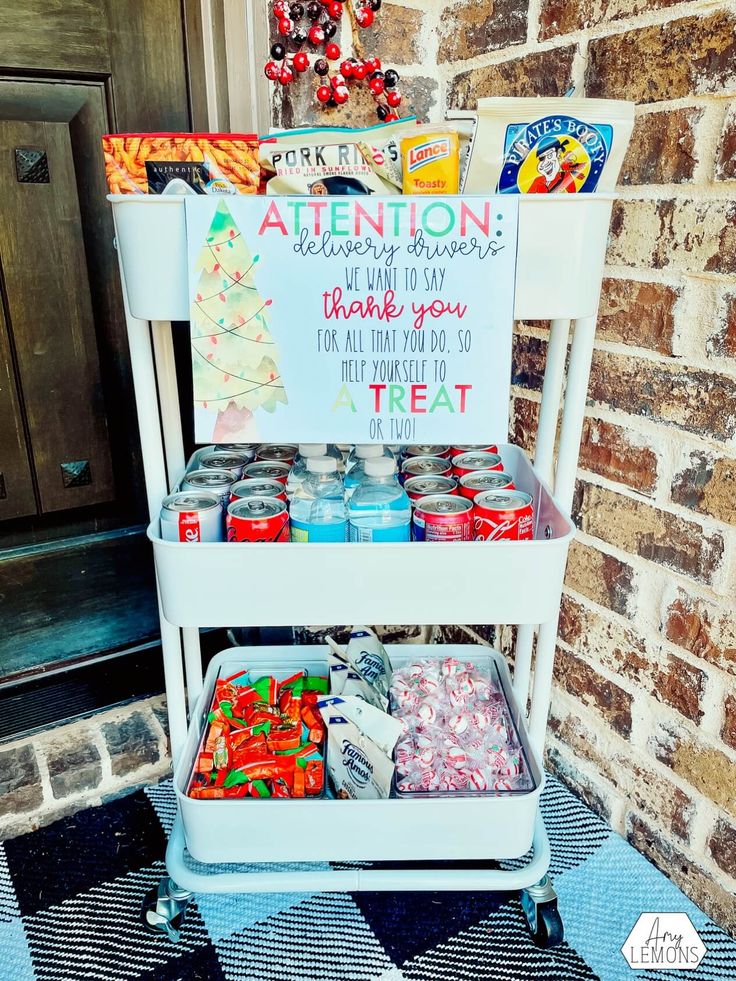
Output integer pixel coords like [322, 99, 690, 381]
[1, 775, 734, 981]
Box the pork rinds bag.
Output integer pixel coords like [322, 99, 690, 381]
[464, 98, 634, 195]
[103, 133, 260, 195]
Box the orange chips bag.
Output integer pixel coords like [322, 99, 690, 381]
[103, 133, 260, 195]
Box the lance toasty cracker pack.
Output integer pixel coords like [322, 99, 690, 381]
[464, 97, 634, 195]
[401, 128, 460, 195]
[103, 133, 260, 195]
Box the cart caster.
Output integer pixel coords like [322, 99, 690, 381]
[520, 875, 564, 948]
[141, 876, 193, 943]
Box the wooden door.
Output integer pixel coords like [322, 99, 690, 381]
[0, 0, 190, 531]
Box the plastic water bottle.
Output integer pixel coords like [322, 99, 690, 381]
[286, 443, 327, 499]
[347, 457, 411, 542]
[290, 457, 347, 542]
[344, 445, 387, 499]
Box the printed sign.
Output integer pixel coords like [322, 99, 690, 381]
[186, 195, 518, 444]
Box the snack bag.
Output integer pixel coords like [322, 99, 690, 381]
[260, 118, 417, 195]
[327, 640, 388, 711]
[444, 110, 477, 192]
[319, 708, 395, 799]
[401, 127, 460, 195]
[103, 133, 260, 195]
[463, 98, 634, 195]
[318, 695, 405, 756]
[346, 625, 392, 696]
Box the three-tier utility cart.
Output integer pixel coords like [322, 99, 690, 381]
[109, 191, 615, 948]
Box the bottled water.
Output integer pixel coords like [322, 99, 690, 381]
[290, 457, 347, 542]
[286, 443, 328, 499]
[348, 457, 411, 542]
[344, 444, 386, 499]
[345, 443, 393, 472]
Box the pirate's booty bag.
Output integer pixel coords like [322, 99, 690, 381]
[464, 97, 634, 195]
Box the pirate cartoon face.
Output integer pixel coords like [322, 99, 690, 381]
[535, 136, 569, 182]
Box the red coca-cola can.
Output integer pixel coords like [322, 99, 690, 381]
[226, 497, 289, 542]
[242, 460, 291, 485]
[401, 455, 453, 483]
[412, 494, 474, 542]
[459, 470, 516, 501]
[230, 477, 287, 504]
[450, 443, 499, 457]
[452, 451, 504, 478]
[198, 451, 250, 479]
[256, 443, 298, 465]
[403, 444, 451, 460]
[160, 492, 223, 543]
[404, 474, 458, 504]
[474, 490, 534, 541]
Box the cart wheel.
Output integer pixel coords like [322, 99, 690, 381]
[520, 875, 564, 949]
[140, 877, 192, 943]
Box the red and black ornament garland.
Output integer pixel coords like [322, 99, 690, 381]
[264, 0, 402, 119]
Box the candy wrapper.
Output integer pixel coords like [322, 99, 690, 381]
[103, 133, 260, 195]
[390, 656, 533, 795]
[318, 699, 398, 799]
[463, 97, 634, 195]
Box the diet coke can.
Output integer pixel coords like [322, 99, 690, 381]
[452, 451, 504, 478]
[404, 474, 458, 504]
[256, 444, 298, 465]
[459, 470, 516, 501]
[181, 468, 236, 508]
[403, 444, 451, 459]
[160, 491, 223, 543]
[226, 497, 289, 542]
[199, 451, 249, 479]
[401, 455, 453, 483]
[242, 460, 291, 485]
[450, 443, 498, 457]
[474, 490, 534, 541]
[230, 477, 287, 504]
[412, 494, 474, 542]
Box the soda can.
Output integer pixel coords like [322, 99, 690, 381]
[181, 468, 236, 509]
[256, 443, 298, 465]
[403, 444, 451, 460]
[474, 490, 534, 542]
[450, 443, 498, 457]
[230, 477, 287, 504]
[199, 451, 250, 479]
[412, 494, 474, 542]
[459, 470, 516, 500]
[215, 443, 258, 461]
[401, 455, 453, 483]
[226, 497, 289, 543]
[404, 475, 458, 504]
[160, 491, 223, 543]
[242, 460, 291, 485]
[452, 451, 504, 478]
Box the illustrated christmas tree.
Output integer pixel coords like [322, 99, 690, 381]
[191, 201, 287, 440]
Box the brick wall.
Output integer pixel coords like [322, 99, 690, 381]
[274, 0, 736, 934]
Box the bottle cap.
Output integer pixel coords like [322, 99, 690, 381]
[299, 443, 327, 456]
[356, 444, 383, 459]
[307, 456, 338, 474]
[364, 457, 396, 477]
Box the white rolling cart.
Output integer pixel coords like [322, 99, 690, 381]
[108, 192, 615, 948]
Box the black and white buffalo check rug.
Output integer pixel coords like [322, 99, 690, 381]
[1, 775, 734, 981]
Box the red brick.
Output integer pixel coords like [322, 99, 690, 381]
[438, 0, 527, 63]
[510, 395, 539, 454]
[545, 744, 615, 821]
[707, 292, 736, 359]
[371, 4, 426, 64]
[716, 103, 736, 181]
[565, 539, 636, 617]
[560, 595, 706, 721]
[723, 694, 736, 752]
[708, 818, 736, 880]
[671, 451, 736, 526]
[627, 814, 736, 934]
[448, 46, 576, 108]
[586, 12, 736, 104]
[540, 0, 685, 40]
[598, 278, 678, 355]
[587, 350, 736, 443]
[512, 333, 546, 391]
[650, 722, 736, 817]
[579, 418, 658, 494]
[621, 108, 701, 185]
[607, 199, 736, 276]
[574, 481, 725, 585]
[663, 589, 736, 678]
[554, 646, 633, 736]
